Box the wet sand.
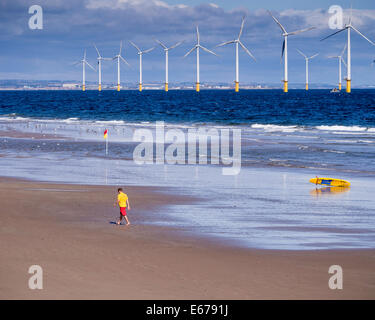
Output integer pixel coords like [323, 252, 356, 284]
[0, 177, 374, 299]
[0, 129, 66, 140]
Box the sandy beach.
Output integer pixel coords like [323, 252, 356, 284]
[0, 177, 374, 300]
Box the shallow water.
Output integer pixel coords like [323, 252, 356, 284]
[0, 90, 374, 250]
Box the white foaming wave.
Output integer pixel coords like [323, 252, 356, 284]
[251, 124, 299, 133]
[0, 116, 146, 128]
[332, 131, 375, 135]
[0, 116, 203, 134]
[323, 149, 346, 154]
[61, 118, 80, 123]
[316, 125, 368, 132]
[326, 139, 361, 143]
[0, 116, 33, 122]
[94, 120, 126, 125]
[0, 116, 80, 124]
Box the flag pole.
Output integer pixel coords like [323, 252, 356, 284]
[104, 128, 108, 156]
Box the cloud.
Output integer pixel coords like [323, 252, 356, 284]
[0, 0, 375, 84]
[2, 1, 375, 42]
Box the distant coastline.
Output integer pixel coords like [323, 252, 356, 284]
[2, 79, 374, 90]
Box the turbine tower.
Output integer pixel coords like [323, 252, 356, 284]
[130, 41, 155, 92]
[94, 44, 112, 91]
[268, 11, 315, 92]
[216, 17, 256, 92]
[113, 41, 130, 91]
[74, 50, 96, 91]
[328, 44, 347, 90]
[155, 39, 183, 92]
[321, 8, 375, 93]
[184, 26, 217, 92]
[297, 50, 318, 90]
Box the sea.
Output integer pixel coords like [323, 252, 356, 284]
[0, 89, 374, 250]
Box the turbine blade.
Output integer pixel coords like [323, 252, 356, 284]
[238, 16, 245, 39]
[281, 38, 285, 62]
[93, 43, 101, 57]
[297, 49, 307, 58]
[155, 39, 167, 49]
[351, 25, 375, 45]
[84, 49, 86, 60]
[129, 41, 141, 52]
[341, 57, 347, 68]
[183, 46, 197, 58]
[340, 43, 347, 57]
[120, 55, 131, 67]
[239, 41, 256, 61]
[320, 28, 346, 41]
[309, 53, 319, 59]
[142, 47, 155, 54]
[267, 10, 287, 33]
[215, 40, 235, 48]
[169, 41, 183, 50]
[288, 27, 315, 35]
[85, 61, 96, 71]
[196, 26, 200, 44]
[199, 45, 218, 56]
[119, 41, 123, 56]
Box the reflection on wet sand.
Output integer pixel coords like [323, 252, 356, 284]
[310, 186, 350, 197]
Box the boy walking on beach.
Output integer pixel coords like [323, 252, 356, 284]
[114, 188, 131, 226]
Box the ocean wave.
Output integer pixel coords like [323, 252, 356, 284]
[94, 120, 126, 125]
[316, 125, 369, 132]
[251, 124, 300, 132]
[0, 116, 200, 130]
[0, 116, 80, 124]
[1, 115, 374, 135]
[323, 149, 346, 154]
[0, 114, 44, 122]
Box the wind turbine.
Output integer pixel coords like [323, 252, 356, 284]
[130, 41, 155, 92]
[155, 39, 183, 91]
[321, 7, 375, 93]
[73, 50, 96, 91]
[216, 17, 256, 92]
[94, 44, 112, 91]
[327, 44, 347, 90]
[113, 41, 130, 91]
[268, 11, 315, 92]
[297, 50, 318, 90]
[184, 26, 218, 92]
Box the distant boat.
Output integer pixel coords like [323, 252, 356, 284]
[330, 88, 340, 93]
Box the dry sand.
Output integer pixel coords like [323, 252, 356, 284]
[0, 177, 374, 299]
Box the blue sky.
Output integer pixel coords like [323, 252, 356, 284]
[165, 0, 375, 10]
[0, 0, 375, 87]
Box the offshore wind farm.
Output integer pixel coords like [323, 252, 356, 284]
[1, 1, 375, 301]
[66, 8, 375, 93]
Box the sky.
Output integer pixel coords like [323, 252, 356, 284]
[0, 0, 375, 87]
